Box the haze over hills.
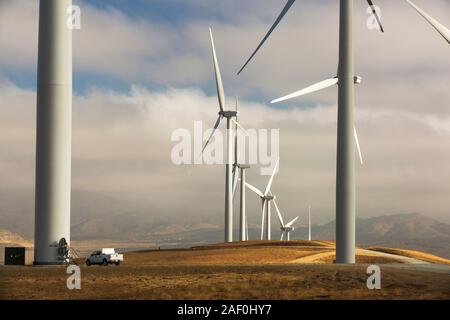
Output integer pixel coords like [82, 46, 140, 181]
[0, 229, 32, 247]
[310, 213, 450, 258]
[1, 190, 448, 256]
[1, 202, 449, 258]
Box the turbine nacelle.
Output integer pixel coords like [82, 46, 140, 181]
[219, 110, 239, 118]
[238, 164, 251, 170]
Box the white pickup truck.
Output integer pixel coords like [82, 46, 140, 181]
[85, 248, 123, 266]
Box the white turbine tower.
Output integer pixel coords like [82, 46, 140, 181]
[236, 0, 384, 263]
[34, 0, 72, 265]
[230, 98, 251, 242]
[202, 28, 246, 242]
[238, 164, 250, 241]
[308, 205, 312, 241]
[245, 215, 249, 241]
[406, 0, 450, 44]
[273, 200, 299, 241]
[245, 159, 280, 240]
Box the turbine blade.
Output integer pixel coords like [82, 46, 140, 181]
[245, 182, 264, 198]
[366, 0, 384, 32]
[264, 158, 279, 196]
[406, 0, 450, 44]
[272, 199, 285, 228]
[201, 115, 222, 154]
[271, 77, 338, 104]
[231, 119, 250, 136]
[237, 0, 297, 75]
[285, 216, 299, 228]
[209, 28, 226, 112]
[354, 127, 364, 165]
[232, 166, 239, 197]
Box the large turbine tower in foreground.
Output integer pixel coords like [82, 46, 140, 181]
[237, 0, 383, 263]
[34, 0, 72, 264]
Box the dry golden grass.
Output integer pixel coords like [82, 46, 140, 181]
[366, 247, 450, 265]
[1, 264, 449, 300]
[292, 249, 406, 264]
[2, 241, 449, 300]
[123, 246, 326, 265]
[102, 241, 334, 267]
[93, 241, 446, 266]
[192, 240, 336, 249]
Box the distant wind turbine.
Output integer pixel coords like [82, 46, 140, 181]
[245, 159, 280, 240]
[273, 199, 299, 241]
[201, 28, 246, 242]
[308, 205, 312, 241]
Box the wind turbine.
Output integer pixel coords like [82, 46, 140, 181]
[245, 159, 280, 240]
[308, 205, 312, 241]
[237, 0, 384, 263]
[273, 200, 299, 241]
[406, 0, 450, 44]
[202, 28, 245, 242]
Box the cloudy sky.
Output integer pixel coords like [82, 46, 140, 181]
[1, 0, 449, 232]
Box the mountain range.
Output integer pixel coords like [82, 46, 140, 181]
[1, 208, 449, 258]
[1, 189, 448, 257]
[309, 213, 450, 258]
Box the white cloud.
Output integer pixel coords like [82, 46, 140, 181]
[2, 0, 449, 103]
[1, 81, 450, 225]
[0, 0, 38, 70]
[0, 0, 449, 226]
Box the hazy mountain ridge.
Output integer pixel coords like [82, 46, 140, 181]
[308, 213, 450, 258]
[71, 212, 449, 258]
[0, 189, 447, 256]
[0, 229, 32, 247]
[311, 213, 450, 241]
